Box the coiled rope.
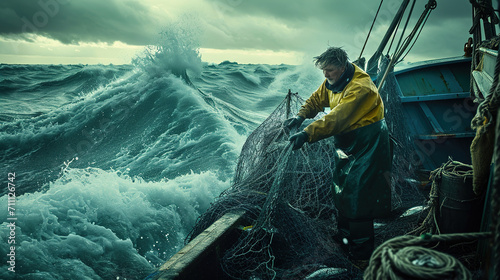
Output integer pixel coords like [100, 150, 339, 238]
[364, 232, 491, 280]
[409, 158, 473, 236]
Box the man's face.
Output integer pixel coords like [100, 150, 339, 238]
[322, 64, 345, 85]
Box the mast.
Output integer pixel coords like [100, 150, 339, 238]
[366, 0, 410, 77]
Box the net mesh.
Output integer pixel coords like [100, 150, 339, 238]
[377, 57, 426, 213]
[185, 87, 430, 279]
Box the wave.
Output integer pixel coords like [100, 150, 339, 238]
[0, 167, 230, 279]
[27, 65, 132, 95]
[1, 65, 245, 195]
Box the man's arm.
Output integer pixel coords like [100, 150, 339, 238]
[297, 81, 330, 119]
[304, 83, 382, 143]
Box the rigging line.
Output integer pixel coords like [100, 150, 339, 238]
[393, 0, 436, 63]
[397, 10, 432, 64]
[358, 0, 384, 61]
[379, 0, 436, 91]
[385, 12, 403, 57]
[393, 0, 416, 57]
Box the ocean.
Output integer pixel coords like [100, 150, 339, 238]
[0, 40, 326, 279]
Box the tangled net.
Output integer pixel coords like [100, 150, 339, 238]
[377, 56, 423, 211]
[185, 89, 430, 279]
[187, 92, 346, 279]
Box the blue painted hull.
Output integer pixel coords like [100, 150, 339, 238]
[392, 56, 475, 171]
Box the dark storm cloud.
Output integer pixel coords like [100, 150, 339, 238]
[201, 0, 385, 53]
[0, 0, 479, 64]
[204, 0, 473, 61]
[210, 0, 471, 26]
[0, 0, 158, 45]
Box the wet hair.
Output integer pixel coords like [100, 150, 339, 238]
[314, 47, 349, 69]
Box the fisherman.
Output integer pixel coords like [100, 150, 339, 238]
[284, 47, 392, 264]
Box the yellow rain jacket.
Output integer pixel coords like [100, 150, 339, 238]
[298, 63, 384, 143]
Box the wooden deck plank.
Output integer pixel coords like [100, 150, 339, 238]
[154, 210, 247, 280]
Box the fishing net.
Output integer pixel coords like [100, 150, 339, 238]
[377, 57, 420, 200]
[185, 84, 430, 279]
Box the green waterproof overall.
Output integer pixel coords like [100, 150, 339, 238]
[332, 118, 392, 260]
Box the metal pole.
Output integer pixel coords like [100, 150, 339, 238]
[366, 0, 410, 77]
[286, 89, 291, 119]
[378, 0, 436, 91]
[480, 0, 497, 40]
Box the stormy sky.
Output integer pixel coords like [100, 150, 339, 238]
[0, 0, 476, 65]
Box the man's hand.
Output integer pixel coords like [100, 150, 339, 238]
[289, 131, 308, 150]
[283, 116, 305, 130]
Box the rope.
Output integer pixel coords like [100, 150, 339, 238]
[487, 35, 500, 280]
[471, 43, 500, 132]
[364, 232, 492, 280]
[408, 158, 473, 236]
[358, 0, 384, 61]
[396, 7, 432, 64]
[393, 0, 416, 58]
[385, 13, 403, 57]
[469, 0, 499, 39]
[393, 0, 436, 64]
[377, 0, 436, 91]
[493, 108, 500, 280]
